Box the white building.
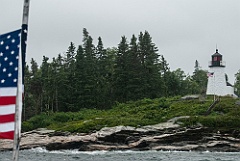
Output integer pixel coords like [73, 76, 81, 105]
[206, 49, 237, 97]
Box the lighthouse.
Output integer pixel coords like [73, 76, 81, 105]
[206, 49, 236, 97]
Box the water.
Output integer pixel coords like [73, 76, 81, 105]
[1, 148, 240, 161]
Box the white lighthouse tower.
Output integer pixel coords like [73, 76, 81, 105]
[206, 49, 236, 97]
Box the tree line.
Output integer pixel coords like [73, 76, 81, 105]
[23, 28, 213, 120]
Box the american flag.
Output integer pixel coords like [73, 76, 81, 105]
[207, 72, 214, 77]
[0, 29, 21, 140]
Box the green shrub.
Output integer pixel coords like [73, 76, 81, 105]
[52, 112, 73, 122]
[178, 116, 199, 127]
[22, 96, 240, 133]
[22, 121, 34, 132]
[22, 113, 52, 131]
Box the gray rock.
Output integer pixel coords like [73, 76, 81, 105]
[181, 95, 200, 100]
[1, 119, 240, 152]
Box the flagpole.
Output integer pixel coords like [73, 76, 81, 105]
[13, 0, 30, 161]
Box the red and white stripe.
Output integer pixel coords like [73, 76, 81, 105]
[0, 87, 17, 140]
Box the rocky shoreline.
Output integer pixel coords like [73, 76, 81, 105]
[1, 117, 240, 152]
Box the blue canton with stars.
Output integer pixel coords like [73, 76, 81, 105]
[0, 29, 21, 88]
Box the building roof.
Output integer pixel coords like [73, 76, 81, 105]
[213, 49, 222, 56]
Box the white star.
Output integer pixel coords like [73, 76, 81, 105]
[4, 57, 8, 61]
[9, 62, 13, 66]
[3, 68, 6, 72]
[5, 46, 9, 50]
[11, 51, 15, 54]
[1, 79, 5, 83]
[16, 56, 19, 59]
[8, 73, 12, 77]
[7, 35, 11, 39]
[24, 29, 28, 33]
[0, 41, 3, 45]
[15, 67, 18, 71]
[13, 79, 17, 82]
[0, 52, 3, 56]
[11, 39, 15, 43]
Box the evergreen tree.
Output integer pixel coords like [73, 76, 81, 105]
[138, 31, 162, 98]
[65, 42, 76, 67]
[48, 56, 65, 112]
[27, 59, 42, 115]
[125, 34, 143, 100]
[113, 36, 129, 102]
[159, 55, 170, 96]
[170, 68, 187, 96]
[74, 28, 98, 109]
[95, 37, 113, 108]
[96, 37, 104, 59]
[30, 58, 38, 75]
[40, 56, 51, 113]
[192, 61, 208, 94]
[194, 60, 200, 71]
[74, 45, 86, 110]
[23, 64, 37, 120]
[54, 54, 69, 112]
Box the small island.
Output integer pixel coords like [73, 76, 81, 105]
[1, 29, 240, 153]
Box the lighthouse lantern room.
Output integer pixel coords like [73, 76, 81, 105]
[209, 49, 225, 67]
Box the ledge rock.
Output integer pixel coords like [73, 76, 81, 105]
[1, 118, 240, 152]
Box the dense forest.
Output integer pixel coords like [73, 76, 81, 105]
[23, 28, 240, 120]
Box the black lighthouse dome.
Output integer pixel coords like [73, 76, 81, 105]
[209, 49, 225, 67]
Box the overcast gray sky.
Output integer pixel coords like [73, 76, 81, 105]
[1, 0, 240, 83]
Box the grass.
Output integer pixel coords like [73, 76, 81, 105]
[22, 96, 240, 133]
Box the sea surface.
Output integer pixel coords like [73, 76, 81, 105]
[1, 148, 240, 161]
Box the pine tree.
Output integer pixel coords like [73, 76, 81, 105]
[54, 54, 69, 112]
[159, 55, 170, 96]
[40, 56, 51, 113]
[192, 61, 208, 94]
[95, 37, 113, 108]
[74, 28, 98, 109]
[138, 31, 162, 98]
[113, 36, 129, 102]
[23, 64, 38, 120]
[27, 59, 42, 115]
[65, 42, 76, 67]
[48, 56, 65, 112]
[171, 68, 189, 95]
[74, 45, 87, 110]
[125, 34, 143, 100]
